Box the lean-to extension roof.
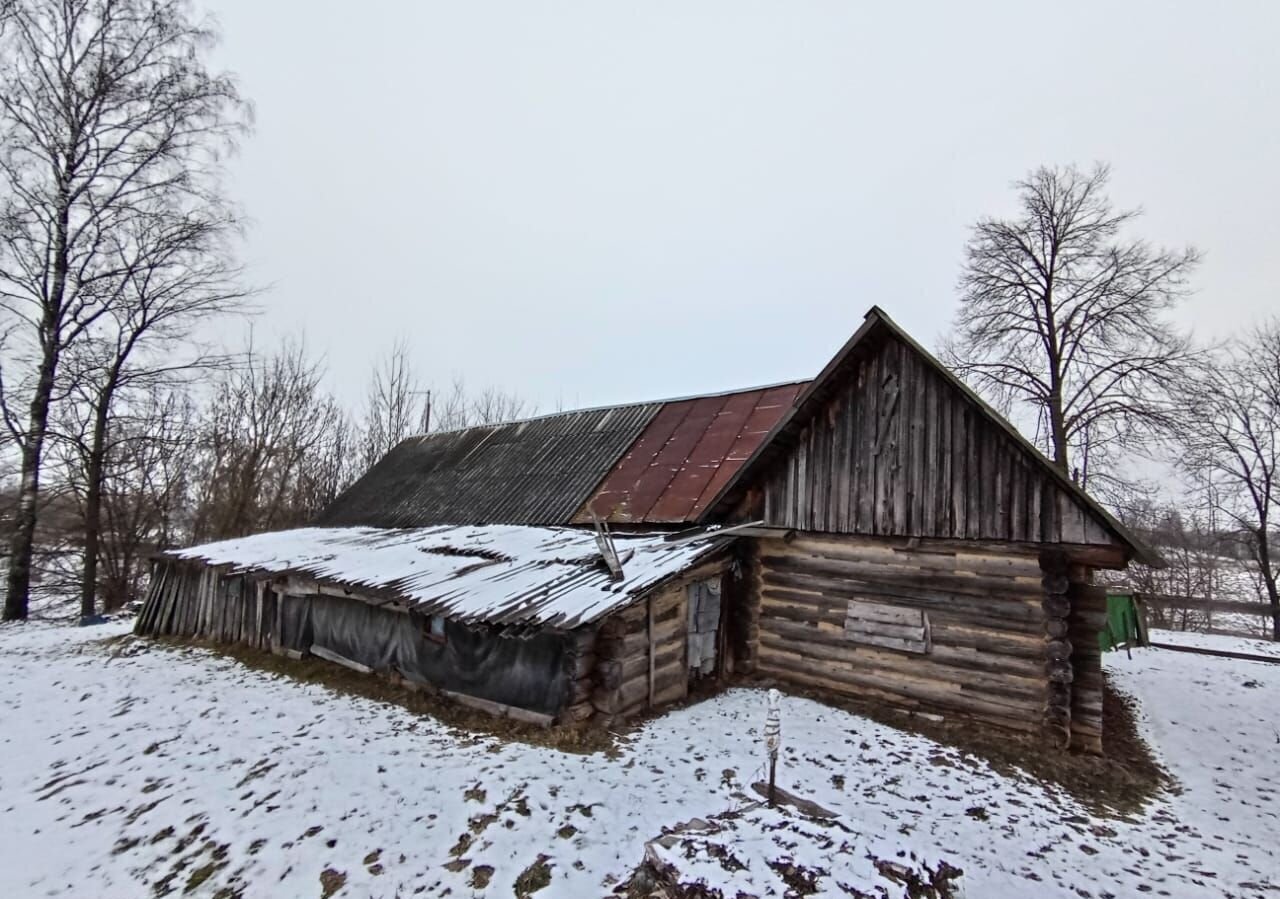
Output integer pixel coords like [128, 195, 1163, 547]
[166, 525, 728, 629]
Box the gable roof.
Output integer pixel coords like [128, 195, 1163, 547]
[696, 306, 1163, 567]
[573, 381, 806, 525]
[315, 381, 806, 530]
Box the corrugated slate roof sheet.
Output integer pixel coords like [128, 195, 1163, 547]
[317, 404, 661, 528]
[168, 525, 728, 628]
[573, 382, 807, 524]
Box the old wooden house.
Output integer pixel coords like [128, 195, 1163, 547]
[136, 307, 1159, 752]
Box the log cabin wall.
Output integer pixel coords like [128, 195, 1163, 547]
[756, 333, 1117, 548]
[1067, 567, 1106, 753]
[590, 581, 689, 725]
[755, 532, 1087, 742]
[587, 557, 734, 725]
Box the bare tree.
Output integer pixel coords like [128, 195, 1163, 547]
[189, 338, 356, 543]
[470, 385, 530, 427]
[943, 164, 1200, 491]
[90, 387, 195, 610]
[360, 340, 430, 470]
[433, 376, 471, 432]
[60, 211, 245, 618]
[1175, 320, 1279, 639]
[0, 0, 248, 620]
[432, 376, 531, 432]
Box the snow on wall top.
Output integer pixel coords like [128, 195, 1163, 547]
[165, 525, 729, 629]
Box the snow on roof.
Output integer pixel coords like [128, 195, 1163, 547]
[165, 525, 729, 629]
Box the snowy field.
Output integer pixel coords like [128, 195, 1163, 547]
[0, 621, 1276, 898]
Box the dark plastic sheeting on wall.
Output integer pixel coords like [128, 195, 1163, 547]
[281, 593, 570, 716]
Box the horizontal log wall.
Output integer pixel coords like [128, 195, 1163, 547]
[760, 333, 1116, 547]
[755, 533, 1058, 736]
[591, 582, 689, 724]
[589, 558, 738, 724]
[560, 626, 598, 725]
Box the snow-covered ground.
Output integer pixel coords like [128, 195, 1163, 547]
[1147, 626, 1280, 657]
[0, 621, 1276, 898]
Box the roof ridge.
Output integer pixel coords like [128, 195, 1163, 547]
[404, 377, 812, 442]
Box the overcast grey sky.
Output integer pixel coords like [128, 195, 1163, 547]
[208, 1, 1278, 413]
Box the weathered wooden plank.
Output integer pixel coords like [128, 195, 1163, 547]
[921, 364, 938, 536]
[844, 630, 928, 654]
[760, 583, 1044, 636]
[761, 579, 1041, 625]
[760, 559, 1043, 607]
[896, 344, 914, 536]
[854, 359, 873, 532]
[652, 678, 686, 707]
[845, 617, 927, 643]
[845, 599, 925, 626]
[441, 689, 555, 726]
[776, 533, 1044, 576]
[762, 608, 1044, 661]
[310, 644, 374, 674]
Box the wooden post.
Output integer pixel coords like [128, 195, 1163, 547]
[764, 689, 781, 807]
[647, 595, 656, 707]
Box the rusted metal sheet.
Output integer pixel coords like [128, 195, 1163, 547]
[574, 382, 807, 524]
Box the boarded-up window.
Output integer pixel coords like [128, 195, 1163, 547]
[844, 600, 931, 654]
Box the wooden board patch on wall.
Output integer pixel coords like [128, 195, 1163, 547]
[845, 599, 931, 654]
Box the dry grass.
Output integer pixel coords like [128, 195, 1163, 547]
[756, 672, 1167, 818]
[146, 636, 618, 755]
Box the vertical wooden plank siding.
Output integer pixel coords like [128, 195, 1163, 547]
[759, 334, 1118, 548]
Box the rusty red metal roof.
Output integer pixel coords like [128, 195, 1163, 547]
[573, 381, 807, 524]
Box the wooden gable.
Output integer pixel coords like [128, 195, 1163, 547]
[701, 308, 1158, 566]
[752, 331, 1116, 547]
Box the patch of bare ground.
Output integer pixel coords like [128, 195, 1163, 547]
[752, 671, 1167, 818]
[318, 868, 346, 899]
[513, 855, 552, 897]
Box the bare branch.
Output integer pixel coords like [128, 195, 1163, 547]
[943, 163, 1200, 492]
